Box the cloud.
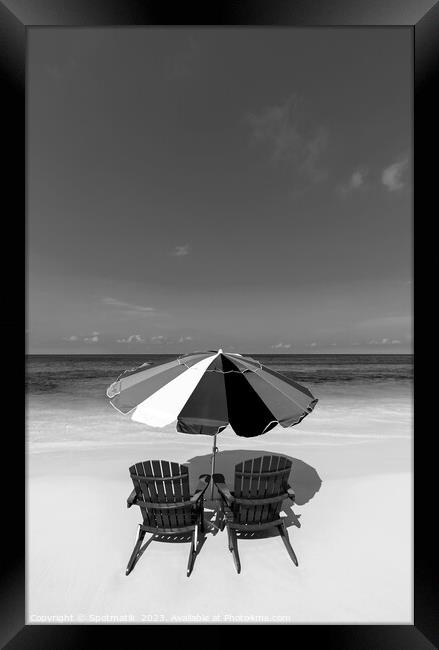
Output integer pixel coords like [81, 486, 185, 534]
[350, 171, 365, 189]
[101, 297, 156, 314]
[271, 342, 292, 349]
[247, 94, 328, 182]
[382, 155, 409, 191]
[178, 336, 193, 343]
[338, 168, 368, 195]
[117, 334, 144, 343]
[150, 335, 168, 344]
[64, 332, 100, 343]
[306, 342, 317, 348]
[368, 338, 400, 345]
[171, 244, 190, 257]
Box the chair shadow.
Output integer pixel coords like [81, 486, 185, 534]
[184, 449, 322, 539]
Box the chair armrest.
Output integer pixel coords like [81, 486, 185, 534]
[127, 488, 138, 508]
[213, 473, 234, 506]
[286, 486, 296, 503]
[190, 474, 211, 505]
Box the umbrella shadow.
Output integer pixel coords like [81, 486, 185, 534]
[184, 449, 322, 538]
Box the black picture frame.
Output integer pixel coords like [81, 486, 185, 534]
[2, 0, 434, 646]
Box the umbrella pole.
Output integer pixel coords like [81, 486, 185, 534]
[210, 433, 218, 499]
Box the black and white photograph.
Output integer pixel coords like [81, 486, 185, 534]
[23, 18, 416, 628]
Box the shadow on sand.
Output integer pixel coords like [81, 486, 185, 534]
[183, 449, 323, 539]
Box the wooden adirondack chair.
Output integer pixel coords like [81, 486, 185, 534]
[126, 460, 210, 577]
[213, 455, 300, 573]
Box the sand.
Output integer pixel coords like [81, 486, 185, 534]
[27, 429, 413, 624]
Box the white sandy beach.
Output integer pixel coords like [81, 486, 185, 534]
[27, 396, 413, 625]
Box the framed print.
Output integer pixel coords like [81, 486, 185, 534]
[1, 0, 436, 646]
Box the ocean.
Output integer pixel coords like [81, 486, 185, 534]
[26, 354, 413, 449]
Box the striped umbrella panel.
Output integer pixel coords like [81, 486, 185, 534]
[107, 350, 317, 437]
[107, 351, 217, 414]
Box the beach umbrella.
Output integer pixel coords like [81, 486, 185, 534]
[106, 349, 317, 496]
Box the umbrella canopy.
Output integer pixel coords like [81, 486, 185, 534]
[106, 349, 317, 438]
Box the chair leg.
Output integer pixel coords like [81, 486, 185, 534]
[290, 510, 301, 528]
[228, 527, 241, 574]
[278, 522, 298, 566]
[187, 528, 197, 577]
[199, 499, 205, 534]
[227, 524, 233, 551]
[126, 525, 147, 575]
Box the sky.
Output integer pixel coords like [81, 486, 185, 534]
[27, 28, 412, 354]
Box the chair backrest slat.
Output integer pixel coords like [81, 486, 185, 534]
[241, 460, 253, 524]
[259, 455, 273, 523]
[234, 462, 243, 498]
[129, 460, 193, 530]
[233, 455, 292, 526]
[160, 460, 173, 528]
[144, 461, 164, 528]
[171, 461, 184, 527]
[267, 456, 282, 523]
[160, 460, 177, 528]
[155, 460, 172, 528]
[248, 457, 262, 524]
